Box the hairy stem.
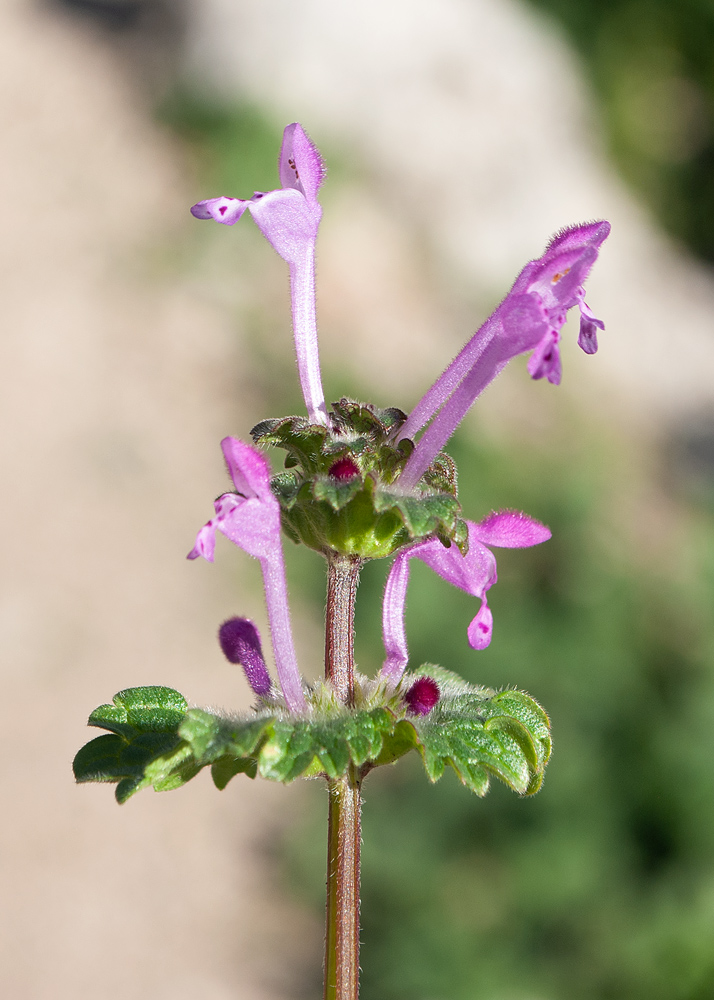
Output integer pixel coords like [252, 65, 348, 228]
[324, 772, 361, 1000]
[325, 555, 361, 705]
[324, 554, 362, 1000]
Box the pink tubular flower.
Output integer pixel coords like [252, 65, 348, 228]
[188, 437, 307, 712]
[191, 123, 328, 426]
[380, 511, 552, 684]
[396, 221, 610, 488]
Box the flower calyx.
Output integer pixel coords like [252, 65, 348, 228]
[251, 397, 468, 559]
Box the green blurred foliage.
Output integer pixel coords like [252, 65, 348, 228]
[287, 425, 714, 1000]
[525, 0, 714, 261]
[158, 90, 285, 195]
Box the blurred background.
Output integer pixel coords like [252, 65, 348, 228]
[2, 0, 714, 997]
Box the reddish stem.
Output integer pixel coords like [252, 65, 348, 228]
[324, 554, 362, 1000]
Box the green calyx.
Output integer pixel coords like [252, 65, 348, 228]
[73, 669, 551, 804]
[252, 398, 468, 559]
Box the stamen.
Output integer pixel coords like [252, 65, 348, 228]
[551, 266, 571, 284]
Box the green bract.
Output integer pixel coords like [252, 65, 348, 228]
[73, 669, 551, 804]
[252, 398, 468, 558]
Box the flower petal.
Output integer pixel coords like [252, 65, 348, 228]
[527, 246, 598, 316]
[473, 511, 551, 548]
[499, 293, 550, 354]
[221, 437, 272, 499]
[248, 187, 321, 265]
[380, 524, 498, 681]
[578, 318, 600, 355]
[467, 601, 493, 650]
[190, 197, 249, 226]
[379, 513, 546, 681]
[577, 299, 605, 355]
[414, 528, 496, 598]
[546, 220, 611, 255]
[527, 329, 562, 384]
[214, 494, 280, 560]
[187, 519, 217, 561]
[279, 123, 326, 204]
[399, 293, 545, 449]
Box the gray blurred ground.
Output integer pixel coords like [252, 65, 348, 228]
[2, 0, 714, 997]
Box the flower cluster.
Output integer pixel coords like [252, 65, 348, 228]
[189, 124, 609, 712]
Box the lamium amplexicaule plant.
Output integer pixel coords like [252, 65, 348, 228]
[73, 123, 609, 999]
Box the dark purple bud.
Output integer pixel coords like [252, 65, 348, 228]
[404, 676, 440, 716]
[328, 456, 360, 480]
[218, 618, 271, 697]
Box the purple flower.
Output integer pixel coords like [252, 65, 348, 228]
[218, 617, 272, 697]
[191, 123, 328, 426]
[396, 221, 610, 489]
[380, 511, 551, 684]
[188, 437, 307, 712]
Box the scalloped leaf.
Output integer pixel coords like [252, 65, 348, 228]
[270, 471, 300, 508]
[322, 437, 370, 457]
[330, 399, 405, 439]
[251, 415, 328, 473]
[371, 718, 419, 767]
[75, 686, 195, 803]
[179, 708, 274, 763]
[406, 667, 551, 796]
[74, 673, 550, 802]
[88, 685, 187, 738]
[373, 489, 460, 540]
[211, 755, 258, 789]
[312, 474, 364, 511]
[73, 730, 188, 803]
[421, 451, 459, 495]
[257, 707, 395, 782]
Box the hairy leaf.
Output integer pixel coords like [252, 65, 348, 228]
[73, 673, 550, 802]
[406, 666, 551, 796]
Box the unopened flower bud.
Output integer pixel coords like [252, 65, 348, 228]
[404, 676, 440, 716]
[218, 618, 272, 697]
[328, 456, 360, 480]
